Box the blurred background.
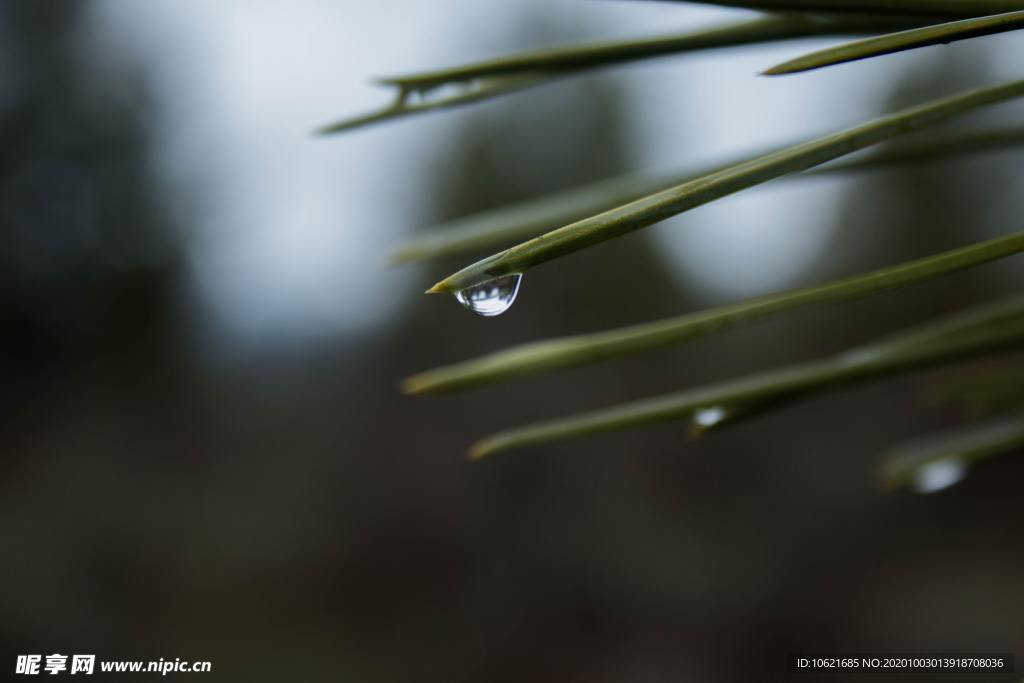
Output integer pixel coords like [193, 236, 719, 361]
[1, 1, 1022, 680]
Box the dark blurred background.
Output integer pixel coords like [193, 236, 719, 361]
[1, 1, 1022, 681]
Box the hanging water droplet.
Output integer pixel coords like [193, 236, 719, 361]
[401, 81, 479, 108]
[688, 406, 729, 438]
[911, 459, 967, 494]
[392, 86, 411, 108]
[693, 407, 727, 429]
[454, 273, 522, 317]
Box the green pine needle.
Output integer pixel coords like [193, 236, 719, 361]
[393, 127, 1024, 264]
[764, 10, 1024, 75]
[428, 79, 1024, 295]
[405, 231, 1024, 394]
[316, 14, 911, 135]
[379, 15, 905, 89]
[468, 298, 1024, 459]
[880, 412, 1024, 491]
[315, 74, 546, 135]
[671, 0, 1024, 19]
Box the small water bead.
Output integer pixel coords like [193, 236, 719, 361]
[692, 407, 727, 429]
[911, 459, 967, 494]
[400, 81, 480, 108]
[454, 273, 522, 317]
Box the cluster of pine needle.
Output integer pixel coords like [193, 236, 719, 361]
[321, 0, 1024, 488]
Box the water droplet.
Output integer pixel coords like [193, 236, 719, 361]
[454, 274, 522, 317]
[911, 459, 967, 494]
[393, 86, 411, 108]
[401, 81, 479, 107]
[693, 407, 727, 429]
[689, 406, 729, 438]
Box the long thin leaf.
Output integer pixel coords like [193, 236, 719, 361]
[813, 126, 1024, 172]
[393, 127, 1024, 264]
[765, 10, 1024, 75]
[468, 297, 1024, 459]
[427, 78, 1024, 295]
[405, 231, 1024, 393]
[316, 74, 548, 135]
[392, 157, 757, 265]
[379, 15, 907, 89]
[664, 0, 1024, 19]
[316, 15, 908, 135]
[880, 413, 1024, 491]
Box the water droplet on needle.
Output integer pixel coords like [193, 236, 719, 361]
[693, 407, 727, 429]
[689, 406, 729, 437]
[911, 459, 967, 494]
[454, 274, 522, 317]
